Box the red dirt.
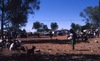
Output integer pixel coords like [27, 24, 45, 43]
[22, 36, 100, 55]
[0, 36, 100, 61]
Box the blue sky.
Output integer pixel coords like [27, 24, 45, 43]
[23, 0, 99, 32]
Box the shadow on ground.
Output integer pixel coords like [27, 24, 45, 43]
[0, 52, 100, 61]
[21, 39, 83, 44]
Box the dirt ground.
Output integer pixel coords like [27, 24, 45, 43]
[0, 35, 100, 61]
[20, 36, 100, 54]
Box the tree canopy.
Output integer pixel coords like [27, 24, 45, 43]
[32, 21, 49, 32]
[0, 0, 40, 29]
[32, 21, 41, 31]
[71, 23, 81, 31]
[51, 22, 58, 31]
[80, 6, 100, 28]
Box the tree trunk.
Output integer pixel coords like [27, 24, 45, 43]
[1, 0, 4, 40]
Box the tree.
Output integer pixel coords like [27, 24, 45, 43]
[32, 21, 41, 31]
[0, 0, 4, 39]
[51, 22, 58, 31]
[81, 23, 92, 30]
[43, 25, 48, 31]
[40, 23, 48, 31]
[71, 23, 81, 31]
[75, 24, 81, 31]
[6, 0, 40, 28]
[0, 0, 40, 39]
[0, 0, 40, 27]
[32, 22, 48, 32]
[71, 23, 76, 30]
[80, 5, 100, 28]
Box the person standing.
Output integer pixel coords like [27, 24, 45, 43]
[69, 29, 77, 50]
[49, 31, 53, 39]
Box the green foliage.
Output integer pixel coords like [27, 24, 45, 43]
[0, 0, 40, 29]
[81, 23, 92, 30]
[32, 21, 41, 31]
[71, 23, 81, 31]
[71, 22, 93, 31]
[80, 6, 100, 28]
[32, 21, 48, 32]
[43, 25, 48, 31]
[51, 22, 58, 31]
[71, 23, 76, 30]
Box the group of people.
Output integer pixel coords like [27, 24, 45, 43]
[67, 29, 100, 50]
[0, 38, 21, 51]
[1, 29, 28, 40]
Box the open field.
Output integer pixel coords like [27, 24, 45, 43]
[0, 35, 100, 61]
[20, 36, 100, 55]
